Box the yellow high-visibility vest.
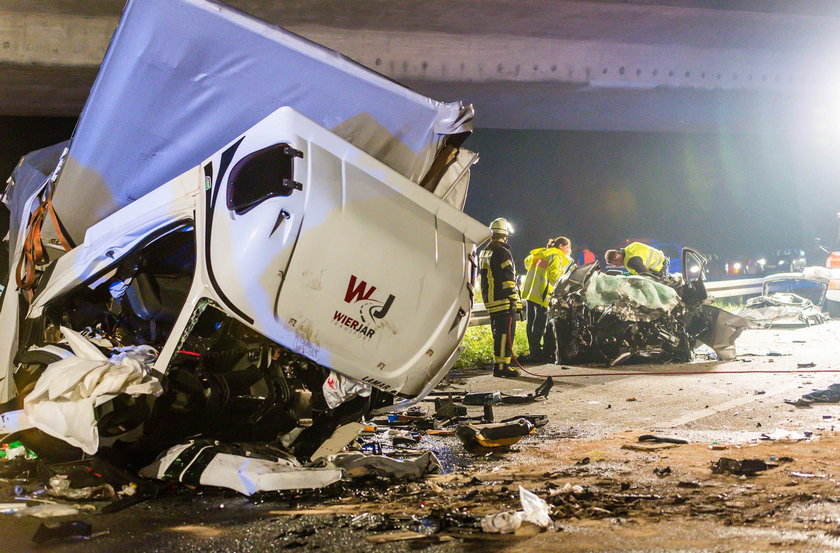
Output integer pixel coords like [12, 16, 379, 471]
[624, 242, 666, 274]
[521, 247, 570, 307]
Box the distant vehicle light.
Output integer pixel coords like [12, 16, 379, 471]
[778, 259, 784, 265]
[689, 265, 700, 274]
[757, 258, 766, 265]
[733, 262, 742, 270]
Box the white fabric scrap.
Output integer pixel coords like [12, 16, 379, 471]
[322, 371, 372, 409]
[23, 326, 162, 454]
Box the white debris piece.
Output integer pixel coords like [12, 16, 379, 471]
[139, 440, 343, 495]
[23, 326, 162, 454]
[322, 371, 372, 409]
[519, 486, 553, 528]
[481, 511, 523, 534]
[481, 487, 553, 533]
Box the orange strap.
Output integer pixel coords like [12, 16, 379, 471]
[15, 189, 73, 294]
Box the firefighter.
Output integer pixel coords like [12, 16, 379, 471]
[479, 217, 523, 378]
[521, 236, 572, 362]
[605, 242, 669, 278]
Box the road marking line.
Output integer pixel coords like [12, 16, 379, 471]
[663, 383, 803, 428]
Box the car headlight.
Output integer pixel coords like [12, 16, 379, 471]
[757, 258, 766, 265]
[733, 262, 742, 270]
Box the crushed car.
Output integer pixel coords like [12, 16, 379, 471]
[547, 248, 749, 366]
[737, 268, 831, 328]
[0, 0, 488, 486]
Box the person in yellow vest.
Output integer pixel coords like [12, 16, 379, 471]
[479, 218, 523, 378]
[605, 242, 669, 278]
[521, 236, 572, 362]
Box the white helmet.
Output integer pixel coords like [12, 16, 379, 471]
[489, 217, 513, 236]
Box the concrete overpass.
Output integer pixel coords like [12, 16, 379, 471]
[2, 0, 840, 131]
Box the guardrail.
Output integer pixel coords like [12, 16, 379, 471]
[469, 277, 763, 326]
[704, 277, 763, 298]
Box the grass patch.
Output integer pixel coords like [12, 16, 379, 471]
[454, 321, 530, 370]
[712, 296, 747, 312]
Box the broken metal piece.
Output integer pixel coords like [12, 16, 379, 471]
[455, 418, 534, 453]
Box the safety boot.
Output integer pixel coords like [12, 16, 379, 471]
[493, 363, 520, 378]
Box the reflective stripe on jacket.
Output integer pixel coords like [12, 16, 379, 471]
[480, 240, 523, 314]
[521, 247, 570, 307]
[624, 242, 666, 274]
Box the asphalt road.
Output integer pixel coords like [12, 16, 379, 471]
[0, 321, 838, 552]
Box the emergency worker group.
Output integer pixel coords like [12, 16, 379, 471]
[479, 217, 669, 378]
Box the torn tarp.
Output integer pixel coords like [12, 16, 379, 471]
[48, 0, 474, 244]
[139, 440, 342, 495]
[22, 327, 162, 455]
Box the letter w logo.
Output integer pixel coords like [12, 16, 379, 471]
[344, 275, 376, 303]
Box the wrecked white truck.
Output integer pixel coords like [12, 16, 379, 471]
[0, 0, 488, 474]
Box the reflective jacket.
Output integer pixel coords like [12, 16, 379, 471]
[479, 240, 522, 314]
[522, 247, 570, 307]
[624, 242, 666, 275]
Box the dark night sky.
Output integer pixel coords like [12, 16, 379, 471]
[463, 128, 826, 265]
[1, 117, 836, 269]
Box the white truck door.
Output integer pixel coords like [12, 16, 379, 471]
[204, 121, 308, 327]
[204, 108, 488, 396]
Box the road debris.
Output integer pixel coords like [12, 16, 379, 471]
[711, 458, 777, 476]
[759, 429, 812, 442]
[784, 383, 840, 406]
[455, 418, 535, 453]
[139, 440, 343, 495]
[481, 486, 552, 533]
[638, 434, 689, 444]
[32, 520, 93, 544]
[329, 451, 441, 480]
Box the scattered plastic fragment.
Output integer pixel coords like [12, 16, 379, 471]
[760, 429, 810, 442]
[481, 511, 522, 534]
[329, 451, 441, 480]
[18, 504, 82, 518]
[455, 419, 534, 453]
[463, 392, 501, 406]
[140, 439, 342, 495]
[481, 487, 552, 533]
[518, 486, 552, 528]
[32, 520, 93, 544]
[47, 475, 117, 501]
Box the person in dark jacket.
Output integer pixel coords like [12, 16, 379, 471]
[479, 218, 523, 378]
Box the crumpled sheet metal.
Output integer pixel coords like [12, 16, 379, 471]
[737, 293, 828, 328]
[23, 327, 162, 454]
[584, 273, 679, 316]
[140, 440, 342, 495]
[695, 305, 749, 360]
